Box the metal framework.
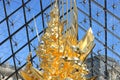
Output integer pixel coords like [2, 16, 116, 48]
[0, 0, 120, 80]
[104, 0, 108, 79]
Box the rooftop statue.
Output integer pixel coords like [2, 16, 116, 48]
[20, 0, 96, 80]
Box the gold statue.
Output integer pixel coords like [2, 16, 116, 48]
[20, 0, 96, 80]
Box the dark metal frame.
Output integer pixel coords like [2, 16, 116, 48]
[104, 0, 108, 79]
[40, 0, 45, 31]
[22, 0, 31, 52]
[77, 7, 120, 58]
[88, 0, 94, 77]
[3, 0, 19, 79]
[0, 1, 54, 79]
[0, 0, 120, 80]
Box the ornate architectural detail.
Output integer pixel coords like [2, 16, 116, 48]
[20, 0, 96, 80]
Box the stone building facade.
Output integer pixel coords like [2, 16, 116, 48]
[0, 63, 22, 80]
[0, 55, 120, 80]
[86, 55, 120, 80]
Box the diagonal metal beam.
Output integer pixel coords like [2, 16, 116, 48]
[22, 0, 31, 52]
[2, 0, 18, 79]
[0, 1, 55, 66]
[77, 7, 120, 41]
[93, 52, 120, 75]
[78, 24, 120, 59]
[104, 0, 108, 79]
[0, 1, 55, 46]
[40, 0, 45, 31]
[89, 0, 94, 76]
[92, 0, 120, 21]
[79, 24, 120, 76]
[78, 7, 120, 59]
[2, 5, 73, 80]
[0, 30, 43, 66]
[0, 0, 31, 24]
[0, 1, 73, 66]
[5, 54, 37, 80]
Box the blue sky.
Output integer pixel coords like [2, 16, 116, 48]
[0, 0, 120, 69]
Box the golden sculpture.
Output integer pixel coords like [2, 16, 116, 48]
[20, 0, 96, 80]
